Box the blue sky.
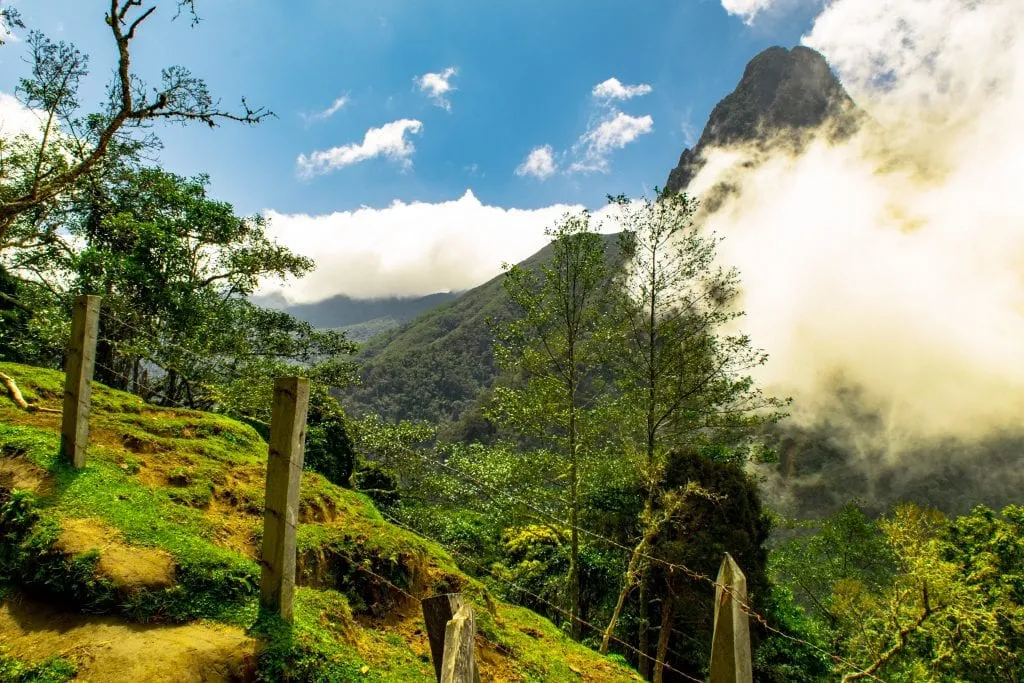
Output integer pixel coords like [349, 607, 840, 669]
[0, 0, 824, 300]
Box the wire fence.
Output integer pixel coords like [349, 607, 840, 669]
[0, 291, 880, 681]
[377, 508, 703, 682]
[377, 446, 883, 681]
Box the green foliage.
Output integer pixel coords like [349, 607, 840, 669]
[771, 502, 1024, 681]
[753, 585, 831, 682]
[304, 387, 357, 488]
[0, 648, 76, 683]
[770, 500, 894, 626]
[252, 590, 374, 682]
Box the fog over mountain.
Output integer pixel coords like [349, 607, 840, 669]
[674, 0, 1024, 515]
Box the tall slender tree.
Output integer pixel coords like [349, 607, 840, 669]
[598, 191, 786, 672]
[489, 212, 612, 640]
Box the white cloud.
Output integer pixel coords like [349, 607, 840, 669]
[515, 145, 557, 180]
[303, 95, 349, 123]
[680, 108, 700, 147]
[0, 92, 43, 138]
[592, 77, 652, 101]
[416, 67, 458, 111]
[687, 0, 1024, 447]
[569, 112, 654, 173]
[296, 119, 423, 178]
[260, 191, 603, 302]
[720, 0, 778, 24]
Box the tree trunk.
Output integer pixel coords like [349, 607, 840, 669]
[652, 594, 676, 683]
[568, 400, 581, 640]
[600, 555, 640, 654]
[638, 573, 651, 679]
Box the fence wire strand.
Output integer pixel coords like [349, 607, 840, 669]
[384, 446, 885, 682]
[64, 302, 880, 681]
[377, 509, 703, 683]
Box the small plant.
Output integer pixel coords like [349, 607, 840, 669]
[0, 649, 77, 683]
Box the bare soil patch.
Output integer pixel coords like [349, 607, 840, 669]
[0, 596, 257, 682]
[0, 456, 51, 495]
[57, 518, 176, 590]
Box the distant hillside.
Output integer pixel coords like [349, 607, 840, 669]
[253, 291, 459, 334]
[341, 233, 621, 425]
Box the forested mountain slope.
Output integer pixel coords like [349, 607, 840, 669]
[341, 233, 621, 424]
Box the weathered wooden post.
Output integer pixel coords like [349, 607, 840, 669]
[710, 552, 753, 683]
[422, 593, 479, 683]
[60, 295, 101, 469]
[259, 376, 310, 621]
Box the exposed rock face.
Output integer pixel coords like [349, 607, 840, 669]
[665, 45, 859, 194]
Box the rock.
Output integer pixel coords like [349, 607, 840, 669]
[665, 45, 861, 194]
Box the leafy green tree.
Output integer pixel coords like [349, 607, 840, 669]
[772, 503, 1024, 681]
[832, 504, 1024, 682]
[0, 1, 269, 245]
[488, 212, 613, 639]
[65, 166, 355, 419]
[600, 191, 785, 668]
[303, 386, 356, 488]
[640, 448, 772, 682]
[770, 501, 894, 630]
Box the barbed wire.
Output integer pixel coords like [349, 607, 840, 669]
[15, 295, 878, 679]
[381, 446, 884, 681]
[377, 508, 702, 683]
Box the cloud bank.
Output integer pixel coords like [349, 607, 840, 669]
[0, 92, 42, 137]
[261, 191, 592, 302]
[692, 0, 1024, 451]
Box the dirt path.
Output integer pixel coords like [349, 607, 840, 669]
[0, 596, 258, 682]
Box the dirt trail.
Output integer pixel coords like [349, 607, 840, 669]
[0, 597, 258, 682]
[57, 518, 177, 590]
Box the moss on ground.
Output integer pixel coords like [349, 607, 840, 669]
[0, 361, 639, 681]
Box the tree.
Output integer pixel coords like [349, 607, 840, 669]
[64, 166, 356, 417]
[772, 503, 1024, 681]
[0, 0, 270, 250]
[488, 213, 613, 640]
[644, 449, 772, 682]
[600, 191, 785, 670]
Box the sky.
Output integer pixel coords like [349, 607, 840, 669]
[0, 0, 820, 302]
[6, 0, 1024, 475]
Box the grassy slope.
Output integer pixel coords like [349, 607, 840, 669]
[0, 361, 638, 682]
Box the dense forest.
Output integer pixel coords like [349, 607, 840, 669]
[1, 2, 1022, 683]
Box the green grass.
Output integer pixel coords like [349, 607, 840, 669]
[0, 361, 641, 681]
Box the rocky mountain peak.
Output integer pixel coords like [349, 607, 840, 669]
[665, 45, 858, 194]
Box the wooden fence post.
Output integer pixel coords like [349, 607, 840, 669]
[60, 295, 101, 469]
[259, 376, 310, 621]
[423, 593, 479, 683]
[710, 552, 753, 683]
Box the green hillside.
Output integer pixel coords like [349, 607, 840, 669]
[342, 233, 622, 426]
[0, 361, 639, 682]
